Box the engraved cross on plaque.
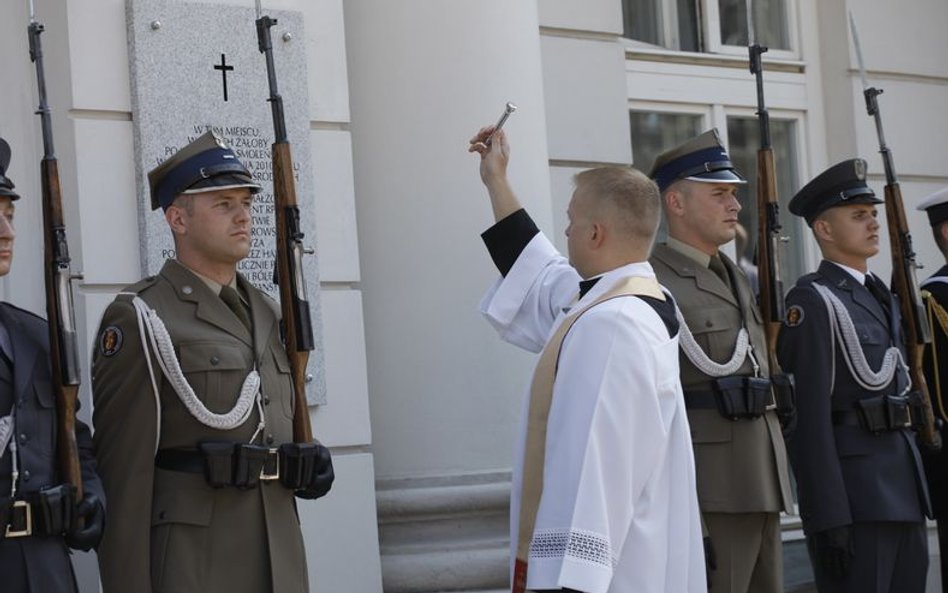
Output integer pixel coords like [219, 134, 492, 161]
[213, 53, 234, 101]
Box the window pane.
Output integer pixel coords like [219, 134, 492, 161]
[623, 0, 664, 46]
[629, 111, 704, 175]
[676, 0, 701, 52]
[718, 0, 790, 49]
[622, 0, 701, 51]
[725, 117, 804, 297]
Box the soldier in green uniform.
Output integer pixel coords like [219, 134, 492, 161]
[647, 130, 793, 593]
[92, 132, 333, 593]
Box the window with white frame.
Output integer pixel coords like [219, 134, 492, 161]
[622, 0, 795, 56]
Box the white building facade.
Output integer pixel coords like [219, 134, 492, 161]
[1, 1, 947, 592]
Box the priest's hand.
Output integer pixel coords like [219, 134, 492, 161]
[811, 525, 854, 580]
[468, 126, 521, 223]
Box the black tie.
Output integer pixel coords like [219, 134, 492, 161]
[708, 254, 733, 293]
[865, 275, 892, 310]
[220, 285, 252, 333]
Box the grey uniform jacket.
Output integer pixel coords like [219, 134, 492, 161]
[777, 260, 930, 535]
[92, 260, 307, 593]
[650, 243, 793, 514]
[0, 302, 104, 593]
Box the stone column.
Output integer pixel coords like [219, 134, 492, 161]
[344, 2, 551, 591]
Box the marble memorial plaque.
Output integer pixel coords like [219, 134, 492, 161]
[127, 0, 326, 404]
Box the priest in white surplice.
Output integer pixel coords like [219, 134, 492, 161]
[469, 126, 705, 593]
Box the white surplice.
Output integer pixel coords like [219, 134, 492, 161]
[482, 233, 706, 593]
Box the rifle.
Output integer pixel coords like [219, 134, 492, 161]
[28, 7, 84, 494]
[255, 2, 315, 444]
[850, 13, 940, 449]
[746, 0, 795, 424]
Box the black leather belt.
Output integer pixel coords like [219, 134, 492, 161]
[831, 410, 863, 427]
[0, 485, 74, 540]
[683, 390, 718, 410]
[155, 448, 205, 474]
[156, 446, 281, 483]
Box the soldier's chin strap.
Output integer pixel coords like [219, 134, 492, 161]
[813, 283, 909, 394]
[128, 295, 265, 453]
[666, 293, 754, 377]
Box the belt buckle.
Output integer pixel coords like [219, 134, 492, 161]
[259, 447, 280, 481]
[5, 500, 32, 538]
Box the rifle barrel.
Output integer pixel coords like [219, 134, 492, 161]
[29, 18, 83, 494]
[256, 12, 315, 444]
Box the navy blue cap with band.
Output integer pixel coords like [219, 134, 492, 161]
[147, 131, 261, 211]
[648, 129, 746, 193]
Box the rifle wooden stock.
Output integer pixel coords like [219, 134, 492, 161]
[756, 147, 786, 376]
[884, 182, 940, 449]
[40, 158, 83, 496]
[271, 141, 314, 444]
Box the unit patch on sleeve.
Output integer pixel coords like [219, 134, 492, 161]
[99, 326, 124, 357]
[784, 304, 805, 328]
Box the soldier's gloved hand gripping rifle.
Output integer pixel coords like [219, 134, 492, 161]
[850, 13, 941, 450]
[255, 1, 334, 498]
[26, 2, 103, 547]
[746, 0, 796, 429]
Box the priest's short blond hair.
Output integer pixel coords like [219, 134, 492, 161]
[573, 166, 661, 246]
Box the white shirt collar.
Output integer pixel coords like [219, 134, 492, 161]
[827, 260, 870, 285]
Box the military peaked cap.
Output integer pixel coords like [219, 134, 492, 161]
[148, 131, 261, 211]
[0, 138, 20, 201]
[789, 158, 880, 226]
[917, 186, 948, 227]
[648, 129, 746, 193]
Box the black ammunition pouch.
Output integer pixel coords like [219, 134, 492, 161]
[233, 445, 276, 489]
[199, 441, 237, 488]
[853, 395, 914, 434]
[772, 373, 796, 417]
[711, 376, 774, 420]
[907, 391, 928, 432]
[0, 484, 76, 541]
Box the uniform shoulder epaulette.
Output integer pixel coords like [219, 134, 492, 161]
[795, 272, 822, 287]
[116, 275, 160, 299]
[0, 301, 46, 326]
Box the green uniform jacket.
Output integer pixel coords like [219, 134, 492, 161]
[650, 244, 793, 514]
[92, 260, 307, 593]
